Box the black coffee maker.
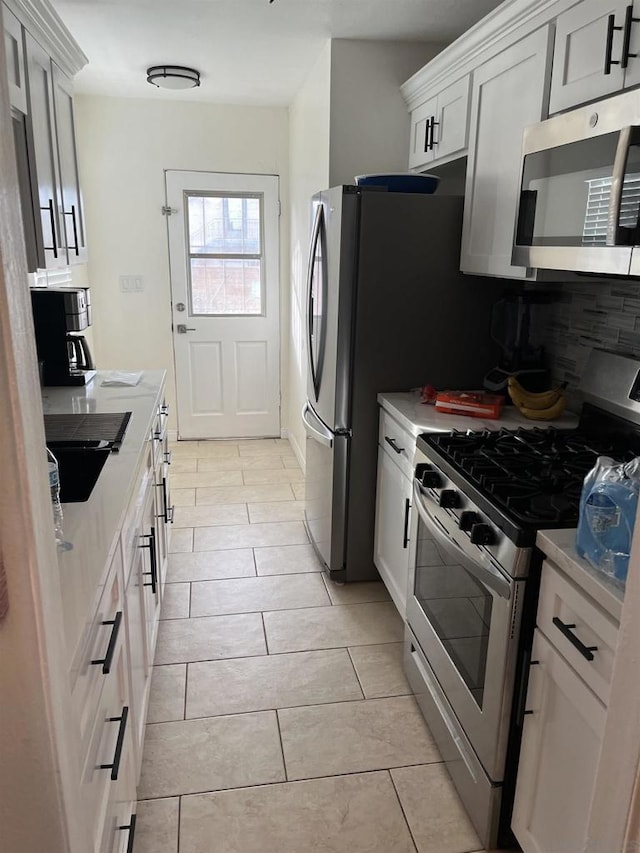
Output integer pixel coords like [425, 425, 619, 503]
[31, 287, 96, 386]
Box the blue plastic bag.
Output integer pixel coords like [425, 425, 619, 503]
[575, 456, 640, 586]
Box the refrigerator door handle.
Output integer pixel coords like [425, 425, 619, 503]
[302, 402, 333, 449]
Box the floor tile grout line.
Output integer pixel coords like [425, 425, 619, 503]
[251, 547, 258, 577]
[274, 709, 288, 782]
[183, 663, 189, 721]
[176, 795, 181, 853]
[261, 611, 270, 654]
[387, 769, 420, 853]
[148, 693, 421, 725]
[188, 581, 192, 619]
[136, 762, 446, 803]
[345, 647, 367, 700]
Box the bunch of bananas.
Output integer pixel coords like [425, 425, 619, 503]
[507, 375, 567, 420]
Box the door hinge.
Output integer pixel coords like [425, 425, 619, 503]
[162, 206, 177, 216]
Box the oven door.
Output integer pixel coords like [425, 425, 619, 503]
[406, 476, 524, 781]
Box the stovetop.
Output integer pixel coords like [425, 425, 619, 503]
[420, 415, 640, 537]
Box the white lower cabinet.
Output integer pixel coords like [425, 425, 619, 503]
[374, 410, 414, 617]
[461, 26, 553, 279]
[512, 560, 618, 853]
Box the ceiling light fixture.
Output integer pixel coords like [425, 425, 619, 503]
[146, 65, 201, 90]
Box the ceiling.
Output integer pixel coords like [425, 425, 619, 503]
[51, 0, 504, 106]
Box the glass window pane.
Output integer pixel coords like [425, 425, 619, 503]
[188, 195, 261, 255]
[190, 258, 263, 315]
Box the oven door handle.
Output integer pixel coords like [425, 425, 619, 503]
[412, 481, 511, 600]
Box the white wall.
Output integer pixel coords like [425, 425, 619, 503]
[329, 39, 443, 186]
[74, 96, 289, 432]
[286, 43, 331, 463]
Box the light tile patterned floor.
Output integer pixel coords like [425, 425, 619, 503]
[133, 438, 487, 853]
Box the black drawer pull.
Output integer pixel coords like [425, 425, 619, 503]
[384, 436, 405, 455]
[64, 204, 80, 255]
[140, 529, 157, 594]
[605, 12, 624, 73]
[118, 812, 137, 853]
[552, 616, 598, 661]
[40, 199, 58, 256]
[402, 498, 411, 549]
[160, 403, 169, 415]
[164, 449, 172, 465]
[621, 4, 640, 68]
[99, 705, 129, 781]
[91, 610, 123, 674]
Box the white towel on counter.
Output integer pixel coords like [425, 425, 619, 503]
[101, 371, 143, 386]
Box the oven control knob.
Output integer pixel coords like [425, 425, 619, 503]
[421, 469, 442, 489]
[470, 523, 495, 546]
[459, 510, 480, 532]
[439, 489, 460, 509]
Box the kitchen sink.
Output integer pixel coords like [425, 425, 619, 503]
[49, 442, 111, 502]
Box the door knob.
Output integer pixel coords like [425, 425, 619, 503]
[176, 324, 196, 333]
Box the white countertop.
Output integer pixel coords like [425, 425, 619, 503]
[378, 390, 579, 437]
[536, 529, 624, 623]
[42, 370, 166, 663]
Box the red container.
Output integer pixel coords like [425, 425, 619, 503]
[435, 390, 504, 419]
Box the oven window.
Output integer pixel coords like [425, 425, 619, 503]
[414, 526, 491, 709]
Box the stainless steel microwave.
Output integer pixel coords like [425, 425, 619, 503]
[513, 89, 640, 276]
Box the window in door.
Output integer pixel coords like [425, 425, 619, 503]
[187, 193, 264, 315]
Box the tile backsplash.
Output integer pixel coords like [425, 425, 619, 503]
[535, 280, 640, 388]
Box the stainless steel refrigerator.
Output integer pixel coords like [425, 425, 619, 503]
[302, 185, 505, 582]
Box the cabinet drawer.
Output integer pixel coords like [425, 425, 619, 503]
[537, 560, 618, 706]
[72, 546, 125, 760]
[82, 623, 131, 853]
[378, 409, 415, 480]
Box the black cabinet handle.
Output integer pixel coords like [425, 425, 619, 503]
[430, 119, 440, 150]
[64, 204, 80, 255]
[552, 616, 598, 661]
[621, 4, 640, 68]
[164, 449, 172, 465]
[91, 610, 123, 674]
[140, 529, 157, 594]
[384, 436, 405, 455]
[156, 476, 173, 524]
[40, 199, 58, 256]
[402, 498, 411, 549]
[118, 813, 137, 853]
[605, 12, 624, 73]
[99, 705, 129, 781]
[160, 403, 169, 415]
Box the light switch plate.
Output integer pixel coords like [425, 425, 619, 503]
[120, 275, 144, 293]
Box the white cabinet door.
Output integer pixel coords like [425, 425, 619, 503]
[621, 0, 640, 88]
[374, 446, 412, 618]
[408, 78, 470, 171]
[461, 26, 553, 279]
[24, 31, 66, 269]
[408, 94, 438, 170]
[3, 5, 27, 113]
[124, 539, 148, 775]
[52, 63, 87, 264]
[549, 0, 628, 114]
[511, 629, 606, 853]
[433, 76, 470, 163]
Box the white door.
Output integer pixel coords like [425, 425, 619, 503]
[166, 171, 280, 439]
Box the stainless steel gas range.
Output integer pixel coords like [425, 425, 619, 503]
[403, 349, 640, 850]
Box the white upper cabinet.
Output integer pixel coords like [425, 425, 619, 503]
[3, 5, 27, 113]
[408, 76, 471, 170]
[52, 64, 88, 264]
[461, 26, 553, 279]
[549, 0, 632, 114]
[25, 31, 67, 269]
